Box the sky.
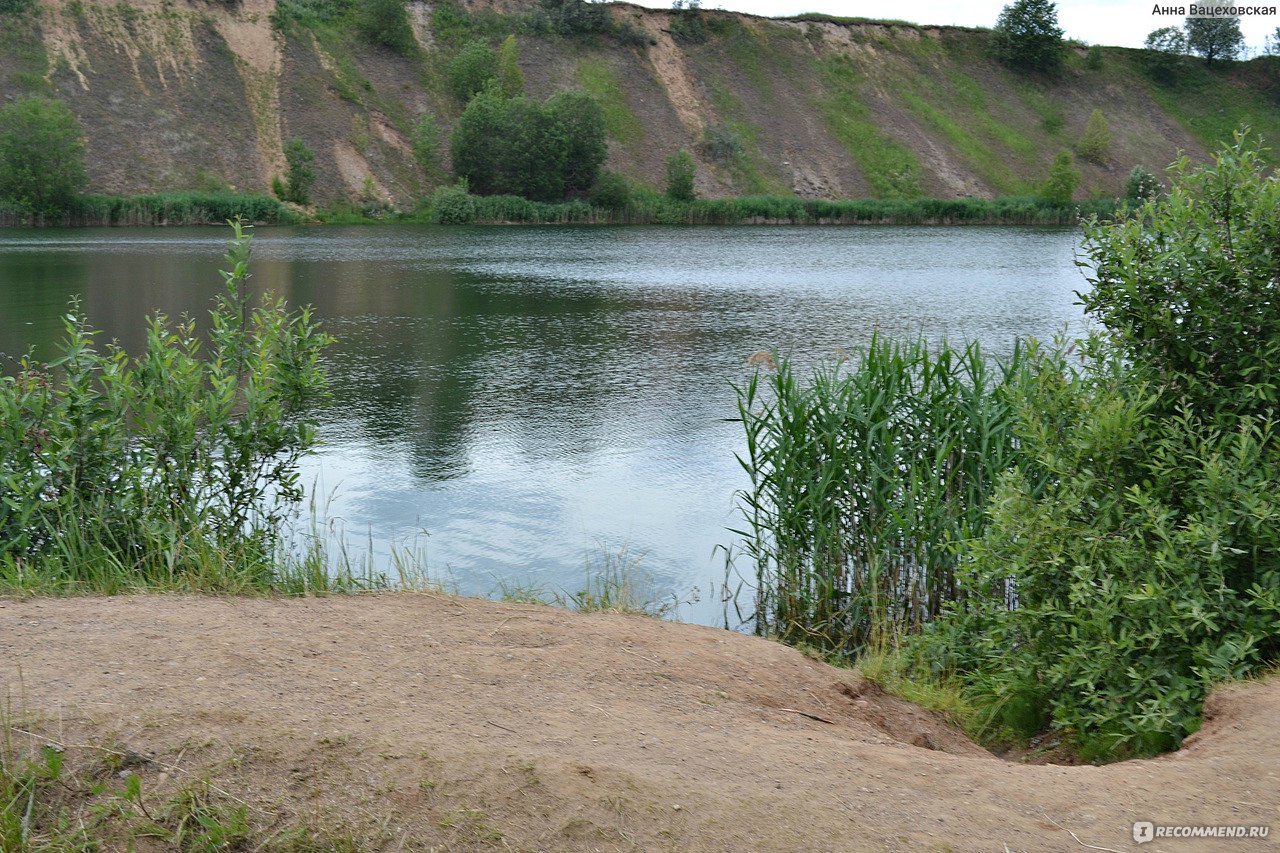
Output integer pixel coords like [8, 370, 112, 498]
[627, 0, 1280, 51]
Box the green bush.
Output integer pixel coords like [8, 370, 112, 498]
[428, 181, 477, 223]
[910, 131, 1280, 759]
[1076, 109, 1110, 165]
[930, 336, 1280, 757]
[1123, 164, 1160, 202]
[1143, 26, 1186, 83]
[355, 0, 415, 53]
[448, 40, 498, 103]
[0, 221, 331, 589]
[1038, 149, 1078, 204]
[1082, 131, 1280, 423]
[589, 170, 631, 209]
[283, 137, 316, 205]
[497, 34, 524, 97]
[670, 0, 706, 44]
[450, 89, 606, 201]
[412, 113, 444, 179]
[664, 149, 696, 201]
[0, 96, 87, 218]
[535, 0, 608, 36]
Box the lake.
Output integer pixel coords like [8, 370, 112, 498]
[0, 224, 1091, 624]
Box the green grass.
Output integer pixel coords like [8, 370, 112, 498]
[814, 56, 924, 199]
[575, 57, 644, 147]
[1144, 58, 1280, 166]
[733, 336, 1030, 656]
[0, 192, 294, 227]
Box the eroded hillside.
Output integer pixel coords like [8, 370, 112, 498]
[1, 0, 1277, 205]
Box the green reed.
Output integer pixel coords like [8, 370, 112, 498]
[733, 336, 1028, 656]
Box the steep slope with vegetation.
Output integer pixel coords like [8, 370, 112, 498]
[0, 0, 1277, 210]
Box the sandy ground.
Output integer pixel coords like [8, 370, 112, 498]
[2, 594, 1277, 851]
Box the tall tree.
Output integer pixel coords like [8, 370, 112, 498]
[0, 96, 87, 217]
[991, 0, 1065, 72]
[1184, 16, 1243, 64]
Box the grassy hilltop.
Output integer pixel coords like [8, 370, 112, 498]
[0, 0, 1277, 208]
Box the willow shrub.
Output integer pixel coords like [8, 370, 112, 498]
[734, 336, 1028, 656]
[0, 220, 332, 591]
[914, 131, 1280, 759]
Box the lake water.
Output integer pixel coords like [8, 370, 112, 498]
[0, 225, 1091, 624]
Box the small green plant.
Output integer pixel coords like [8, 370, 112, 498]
[1123, 164, 1160, 202]
[1038, 149, 1078, 204]
[698, 123, 743, 164]
[283, 137, 317, 205]
[589, 170, 631, 210]
[664, 149, 696, 201]
[1085, 44, 1103, 69]
[0, 220, 332, 591]
[355, 0, 415, 53]
[412, 113, 444, 180]
[497, 34, 524, 97]
[447, 40, 498, 103]
[1076, 108, 1110, 164]
[669, 0, 706, 44]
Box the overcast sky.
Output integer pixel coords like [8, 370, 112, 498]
[627, 0, 1279, 51]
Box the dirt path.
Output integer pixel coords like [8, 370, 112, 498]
[2, 594, 1276, 851]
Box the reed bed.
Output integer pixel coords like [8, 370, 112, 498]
[0, 192, 294, 227]
[453, 193, 1117, 226]
[733, 336, 1029, 656]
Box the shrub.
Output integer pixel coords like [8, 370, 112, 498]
[1081, 130, 1280, 424]
[0, 96, 87, 218]
[1143, 26, 1186, 82]
[428, 181, 477, 223]
[282, 137, 316, 205]
[1123, 164, 1160, 202]
[412, 113, 444, 179]
[1085, 44, 1103, 69]
[670, 0, 706, 44]
[497, 34, 524, 97]
[546, 90, 606, 192]
[589, 170, 631, 209]
[448, 40, 498, 103]
[1076, 108, 1110, 165]
[1038, 150, 1078, 204]
[0, 0, 34, 13]
[450, 89, 606, 201]
[917, 131, 1280, 759]
[535, 0, 608, 36]
[991, 0, 1065, 72]
[355, 0, 415, 53]
[664, 149, 696, 201]
[698, 123, 743, 163]
[0, 221, 332, 587]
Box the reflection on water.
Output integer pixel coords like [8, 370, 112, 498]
[0, 224, 1090, 624]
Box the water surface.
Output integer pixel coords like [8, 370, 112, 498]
[0, 225, 1090, 624]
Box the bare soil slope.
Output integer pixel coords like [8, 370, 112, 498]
[2, 594, 1277, 851]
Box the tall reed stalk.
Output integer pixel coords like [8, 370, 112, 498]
[734, 336, 1028, 656]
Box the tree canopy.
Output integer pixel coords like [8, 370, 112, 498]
[450, 89, 607, 201]
[0, 96, 87, 217]
[991, 0, 1065, 72]
[1184, 16, 1244, 64]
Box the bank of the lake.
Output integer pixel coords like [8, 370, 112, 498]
[3, 593, 1277, 852]
[0, 191, 1119, 228]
